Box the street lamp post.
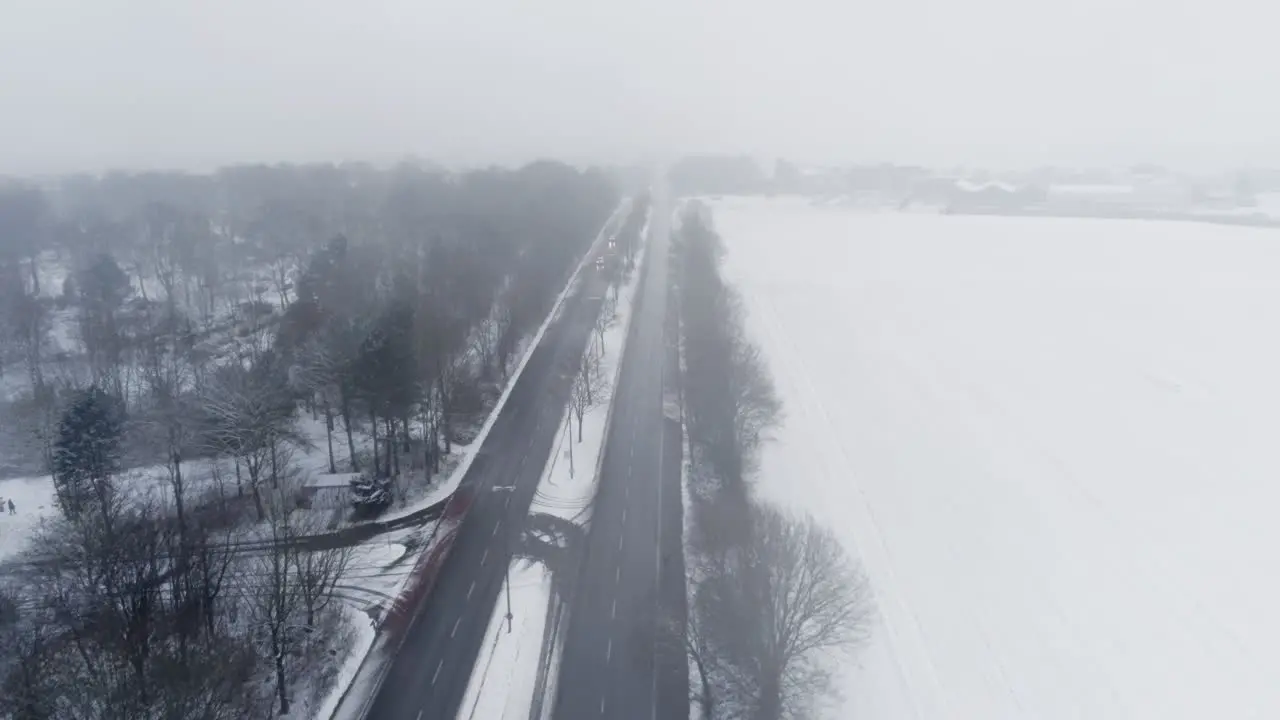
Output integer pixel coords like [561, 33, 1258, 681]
[564, 409, 574, 478]
[492, 485, 517, 633]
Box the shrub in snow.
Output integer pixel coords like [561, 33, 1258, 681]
[349, 472, 391, 509]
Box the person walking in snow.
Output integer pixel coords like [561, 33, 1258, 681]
[7, 499, 13, 515]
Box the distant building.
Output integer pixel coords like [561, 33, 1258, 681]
[1048, 180, 1189, 212]
[944, 180, 1045, 213]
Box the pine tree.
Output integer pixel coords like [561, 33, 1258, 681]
[51, 385, 124, 520]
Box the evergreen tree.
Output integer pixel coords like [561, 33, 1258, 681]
[52, 385, 124, 520]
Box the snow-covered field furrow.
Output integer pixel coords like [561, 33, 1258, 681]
[713, 196, 1280, 719]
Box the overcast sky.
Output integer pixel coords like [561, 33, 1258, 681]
[1, 0, 1277, 174]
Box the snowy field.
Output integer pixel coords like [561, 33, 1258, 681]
[712, 196, 1280, 720]
[0, 475, 56, 565]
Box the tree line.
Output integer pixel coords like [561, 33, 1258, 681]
[672, 201, 872, 720]
[0, 159, 620, 717]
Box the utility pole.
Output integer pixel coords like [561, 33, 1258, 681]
[504, 549, 514, 633]
[493, 485, 517, 633]
[564, 409, 574, 478]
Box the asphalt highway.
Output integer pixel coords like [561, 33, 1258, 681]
[553, 187, 686, 720]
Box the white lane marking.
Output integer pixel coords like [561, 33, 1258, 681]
[451, 617, 461, 638]
[601, 697, 607, 715]
[493, 520, 500, 537]
[467, 581, 476, 599]
[504, 494, 511, 508]
[622, 507, 627, 523]
[520, 455, 527, 471]
[625, 485, 629, 500]
[481, 548, 489, 565]
[431, 659, 443, 685]
[618, 534, 624, 551]
[612, 599, 617, 619]
[615, 567, 620, 584]
[606, 638, 613, 662]
[651, 256, 668, 720]
[417, 710, 424, 720]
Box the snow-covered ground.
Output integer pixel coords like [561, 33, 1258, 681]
[311, 523, 455, 720]
[712, 195, 1280, 719]
[455, 560, 553, 720]
[0, 475, 57, 565]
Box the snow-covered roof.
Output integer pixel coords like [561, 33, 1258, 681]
[305, 472, 360, 489]
[1050, 183, 1135, 195]
[954, 179, 1019, 193]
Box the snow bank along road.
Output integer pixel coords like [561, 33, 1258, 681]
[554, 187, 686, 720]
[715, 196, 1280, 719]
[360, 234, 619, 720]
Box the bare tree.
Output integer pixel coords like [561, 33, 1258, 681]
[292, 510, 352, 629]
[0, 594, 56, 720]
[727, 322, 782, 468]
[469, 309, 501, 382]
[269, 253, 296, 309]
[202, 353, 301, 520]
[76, 252, 132, 399]
[0, 185, 49, 297]
[137, 305, 198, 537]
[701, 505, 872, 720]
[569, 350, 609, 442]
[594, 291, 618, 357]
[658, 567, 725, 720]
[245, 488, 305, 716]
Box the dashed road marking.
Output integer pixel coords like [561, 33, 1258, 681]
[451, 617, 461, 638]
[467, 581, 476, 599]
[611, 599, 617, 619]
[606, 638, 613, 662]
[482, 548, 489, 565]
[432, 659, 443, 685]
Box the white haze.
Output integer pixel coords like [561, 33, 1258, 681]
[1, 0, 1278, 173]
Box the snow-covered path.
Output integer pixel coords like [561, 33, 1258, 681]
[714, 197, 1280, 719]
